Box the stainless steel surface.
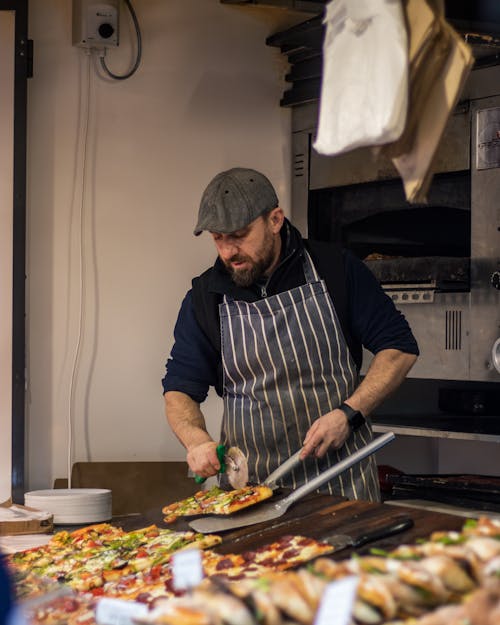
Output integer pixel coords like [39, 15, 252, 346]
[291, 64, 500, 382]
[291, 128, 310, 237]
[373, 423, 500, 443]
[383, 283, 436, 305]
[189, 432, 395, 533]
[368, 292, 471, 381]
[386, 499, 500, 520]
[470, 94, 500, 381]
[263, 448, 303, 490]
[492, 338, 500, 374]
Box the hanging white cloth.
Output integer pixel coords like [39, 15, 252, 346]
[313, 0, 409, 156]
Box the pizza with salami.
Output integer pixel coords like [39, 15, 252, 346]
[202, 534, 335, 580]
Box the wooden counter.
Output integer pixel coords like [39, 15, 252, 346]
[109, 492, 466, 558]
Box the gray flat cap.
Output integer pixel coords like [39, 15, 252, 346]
[194, 167, 279, 236]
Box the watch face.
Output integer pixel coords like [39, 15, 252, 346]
[339, 403, 365, 432]
[341, 403, 365, 432]
[349, 411, 365, 431]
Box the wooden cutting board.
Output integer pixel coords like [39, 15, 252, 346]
[209, 493, 466, 555]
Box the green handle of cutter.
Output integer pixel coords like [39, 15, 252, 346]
[194, 444, 226, 484]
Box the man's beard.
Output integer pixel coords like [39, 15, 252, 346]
[223, 232, 277, 287]
[225, 254, 272, 287]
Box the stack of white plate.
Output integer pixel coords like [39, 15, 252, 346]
[24, 489, 112, 525]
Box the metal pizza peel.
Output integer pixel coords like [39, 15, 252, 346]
[189, 432, 396, 533]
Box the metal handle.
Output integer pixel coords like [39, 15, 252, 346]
[278, 432, 396, 509]
[264, 448, 304, 489]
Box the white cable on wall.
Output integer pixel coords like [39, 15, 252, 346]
[67, 50, 92, 489]
[64, 0, 143, 488]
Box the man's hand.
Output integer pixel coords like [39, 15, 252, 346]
[187, 440, 220, 478]
[300, 408, 350, 460]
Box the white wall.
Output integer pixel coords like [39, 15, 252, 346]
[26, 0, 303, 490]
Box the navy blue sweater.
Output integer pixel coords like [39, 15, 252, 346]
[0, 555, 14, 625]
[163, 222, 419, 403]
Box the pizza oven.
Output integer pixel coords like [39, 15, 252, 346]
[290, 64, 500, 382]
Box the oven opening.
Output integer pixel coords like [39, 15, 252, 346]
[308, 170, 471, 293]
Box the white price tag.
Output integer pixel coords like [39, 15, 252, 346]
[171, 548, 203, 591]
[314, 575, 359, 625]
[95, 598, 148, 625]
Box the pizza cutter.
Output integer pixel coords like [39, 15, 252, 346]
[224, 446, 249, 489]
[194, 444, 249, 489]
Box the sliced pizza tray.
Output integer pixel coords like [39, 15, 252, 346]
[189, 432, 395, 533]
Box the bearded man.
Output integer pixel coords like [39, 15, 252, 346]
[162, 168, 418, 501]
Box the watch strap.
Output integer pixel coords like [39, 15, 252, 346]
[339, 402, 366, 432]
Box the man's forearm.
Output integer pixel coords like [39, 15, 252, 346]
[165, 391, 221, 477]
[345, 349, 417, 416]
[164, 390, 213, 451]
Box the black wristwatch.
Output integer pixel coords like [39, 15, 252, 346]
[339, 402, 366, 432]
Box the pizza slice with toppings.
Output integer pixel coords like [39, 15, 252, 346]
[9, 523, 128, 573]
[61, 530, 221, 592]
[162, 484, 273, 523]
[249, 534, 335, 571]
[203, 535, 335, 581]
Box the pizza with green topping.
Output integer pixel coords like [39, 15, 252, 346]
[162, 484, 274, 523]
[8, 523, 221, 596]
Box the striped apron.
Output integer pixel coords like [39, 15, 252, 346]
[219, 250, 380, 501]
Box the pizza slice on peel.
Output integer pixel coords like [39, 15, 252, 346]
[162, 484, 273, 523]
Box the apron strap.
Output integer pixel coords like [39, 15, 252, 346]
[303, 249, 321, 283]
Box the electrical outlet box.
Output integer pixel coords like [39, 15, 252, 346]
[72, 0, 119, 48]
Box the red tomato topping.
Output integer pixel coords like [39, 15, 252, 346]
[282, 548, 300, 559]
[215, 558, 234, 570]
